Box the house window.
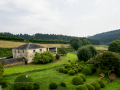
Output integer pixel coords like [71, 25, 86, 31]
[23, 50, 24, 53]
[40, 49, 42, 52]
[17, 56, 20, 58]
[33, 50, 35, 53]
[18, 50, 20, 53]
[15, 50, 16, 53]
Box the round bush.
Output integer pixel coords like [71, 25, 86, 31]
[74, 69, 78, 74]
[13, 74, 34, 90]
[79, 74, 86, 82]
[0, 81, 7, 88]
[91, 82, 100, 90]
[33, 83, 40, 90]
[72, 76, 83, 85]
[0, 62, 4, 79]
[85, 84, 95, 90]
[59, 67, 64, 73]
[60, 82, 66, 87]
[68, 70, 75, 75]
[78, 67, 82, 72]
[76, 85, 88, 90]
[63, 69, 68, 74]
[49, 82, 57, 89]
[55, 53, 60, 60]
[97, 80, 105, 88]
[65, 63, 72, 69]
[86, 64, 96, 74]
[82, 67, 92, 75]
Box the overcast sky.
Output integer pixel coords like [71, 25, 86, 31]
[0, 0, 120, 37]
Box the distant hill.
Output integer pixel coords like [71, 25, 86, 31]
[88, 29, 120, 45]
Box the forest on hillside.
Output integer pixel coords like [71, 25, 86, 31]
[89, 29, 120, 45]
[0, 32, 100, 45]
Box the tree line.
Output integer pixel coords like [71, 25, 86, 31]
[0, 32, 100, 45]
[88, 29, 120, 45]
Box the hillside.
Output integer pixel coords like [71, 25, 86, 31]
[88, 29, 120, 44]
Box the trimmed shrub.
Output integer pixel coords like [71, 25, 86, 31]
[60, 82, 66, 87]
[68, 70, 75, 75]
[0, 62, 4, 79]
[85, 84, 95, 90]
[33, 83, 40, 90]
[79, 74, 86, 82]
[63, 69, 68, 74]
[86, 64, 96, 74]
[78, 67, 82, 72]
[49, 82, 57, 89]
[91, 82, 101, 90]
[59, 67, 64, 73]
[65, 63, 72, 69]
[72, 76, 83, 85]
[82, 67, 92, 75]
[97, 80, 105, 88]
[76, 85, 88, 90]
[0, 81, 7, 88]
[74, 69, 78, 74]
[55, 53, 60, 60]
[13, 74, 34, 90]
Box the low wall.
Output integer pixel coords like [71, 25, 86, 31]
[4, 61, 25, 67]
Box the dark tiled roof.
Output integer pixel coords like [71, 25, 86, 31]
[0, 57, 27, 65]
[14, 43, 45, 50]
[49, 47, 56, 51]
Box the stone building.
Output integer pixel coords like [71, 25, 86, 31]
[12, 43, 57, 63]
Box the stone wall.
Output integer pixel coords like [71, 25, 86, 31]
[4, 61, 25, 67]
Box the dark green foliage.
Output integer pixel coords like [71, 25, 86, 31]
[78, 67, 82, 72]
[60, 82, 66, 87]
[63, 69, 68, 74]
[76, 85, 88, 90]
[49, 82, 57, 89]
[79, 74, 86, 82]
[77, 46, 91, 64]
[85, 84, 95, 90]
[88, 29, 120, 44]
[68, 70, 75, 75]
[59, 67, 64, 73]
[65, 63, 72, 68]
[97, 80, 105, 88]
[91, 82, 101, 90]
[33, 83, 40, 90]
[58, 46, 67, 55]
[33, 51, 55, 64]
[72, 76, 83, 85]
[108, 40, 120, 53]
[93, 51, 120, 76]
[86, 64, 96, 74]
[13, 74, 34, 90]
[82, 67, 92, 75]
[0, 47, 13, 58]
[86, 45, 97, 57]
[0, 62, 4, 79]
[74, 69, 78, 74]
[0, 81, 7, 88]
[55, 53, 60, 60]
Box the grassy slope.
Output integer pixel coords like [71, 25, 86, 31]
[4, 53, 77, 75]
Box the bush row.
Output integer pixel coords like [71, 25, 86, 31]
[76, 80, 105, 90]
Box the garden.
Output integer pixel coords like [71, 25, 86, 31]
[0, 40, 120, 90]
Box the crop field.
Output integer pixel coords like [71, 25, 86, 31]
[0, 40, 70, 48]
[0, 40, 108, 51]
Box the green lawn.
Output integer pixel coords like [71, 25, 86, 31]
[4, 53, 77, 75]
[2, 67, 120, 90]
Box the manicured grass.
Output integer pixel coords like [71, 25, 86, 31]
[4, 53, 78, 75]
